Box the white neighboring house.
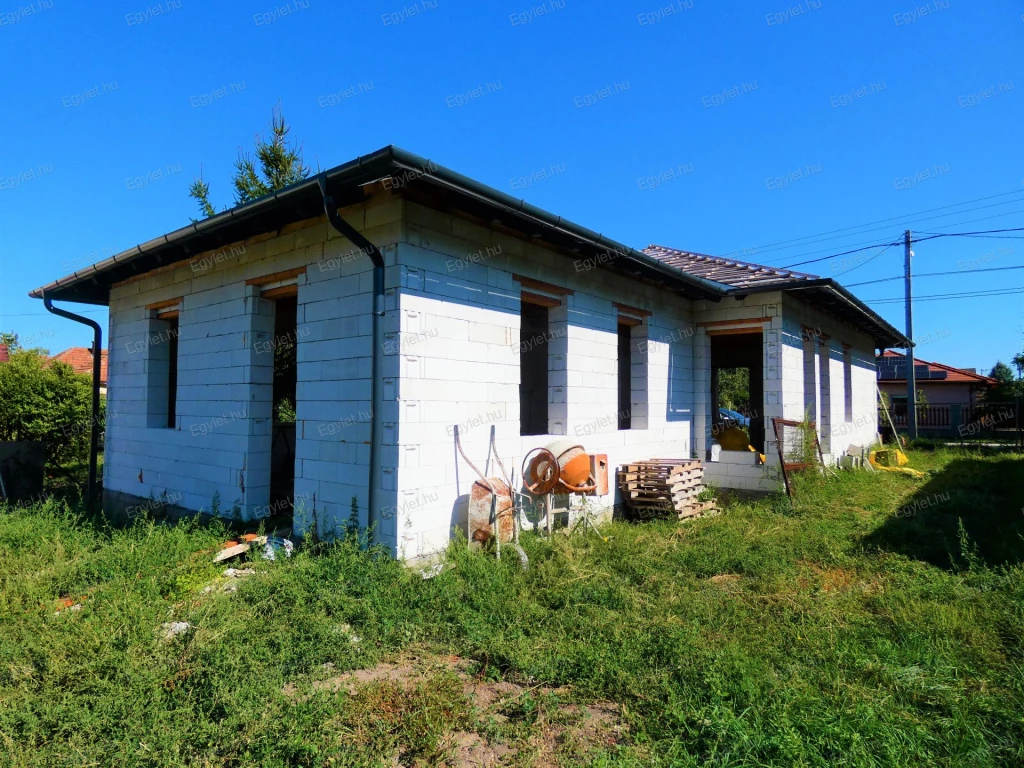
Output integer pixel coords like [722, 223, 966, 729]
[30, 147, 907, 559]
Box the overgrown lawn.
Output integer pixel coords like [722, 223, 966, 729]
[1, 448, 1022, 766]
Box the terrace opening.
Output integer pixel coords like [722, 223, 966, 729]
[710, 332, 764, 452]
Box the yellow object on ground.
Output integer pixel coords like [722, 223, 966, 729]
[717, 427, 751, 451]
[868, 449, 926, 478]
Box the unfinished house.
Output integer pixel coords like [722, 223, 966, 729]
[30, 147, 908, 559]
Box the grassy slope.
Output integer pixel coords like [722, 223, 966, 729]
[0, 448, 1022, 767]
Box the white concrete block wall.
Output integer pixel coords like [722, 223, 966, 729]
[100, 190, 884, 557]
[388, 202, 698, 560]
[103, 198, 402, 531]
[781, 295, 879, 457]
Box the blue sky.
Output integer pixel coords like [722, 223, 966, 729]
[1, 0, 1022, 373]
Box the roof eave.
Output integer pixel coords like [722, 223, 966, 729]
[727, 278, 911, 349]
[30, 145, 728, 305]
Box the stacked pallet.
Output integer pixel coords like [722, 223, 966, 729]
[618, 458, 716, 520]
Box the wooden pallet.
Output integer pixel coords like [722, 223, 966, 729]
[617, 458, 715, 521]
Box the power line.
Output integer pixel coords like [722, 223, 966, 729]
[827, 242, 898, 278]
[845, 263, 1024, 288]
[916, 225, 1024, 239]
[741, 188, 1024, 264]
[766, 208, 1024, 270]
[865, 285, 1024, 304]
[780, 239, 902, 269]
[1, 310, 108, 317]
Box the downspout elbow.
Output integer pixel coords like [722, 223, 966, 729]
[316, 175, 386, 546]
[42, 292, 103, 509]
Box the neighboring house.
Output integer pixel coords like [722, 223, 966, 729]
[29, 146, 906, 559]
[50, 347, 109, 395]
[876, 350, 998, 434]
[0, 343, 8, 363]
[877, 350, 995, 406]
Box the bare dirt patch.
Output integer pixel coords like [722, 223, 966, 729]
[708, 573, 742, 586]
[287, 652, 626, 765]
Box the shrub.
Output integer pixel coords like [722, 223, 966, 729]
[0, 346, 96, 468]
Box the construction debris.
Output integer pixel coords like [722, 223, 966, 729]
[160, 621, 191, 641]
[617, 459, 718, 520]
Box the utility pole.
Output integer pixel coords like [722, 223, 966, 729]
[904, 229, 917, 440]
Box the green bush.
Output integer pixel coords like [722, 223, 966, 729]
[0, 345, 96, 468]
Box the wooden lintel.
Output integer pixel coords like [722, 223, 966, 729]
[245, 267, 306, 287]
[697, 316, 772, 328]
[706, 327, 767, 337]
[513, 274, 573, 296]
[613, 301, 651, 318]
[521, 290, 562, 308]
[261, 284, 299, 300]
[618, 315, 642, 327]
[146, 297, 183, 312]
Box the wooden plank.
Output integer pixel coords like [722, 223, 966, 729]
[520, 290, 562, 308]
[146, 297, 184, 312]
[697, 317, 771, 328]
[513, 274, 574, 295]
[245, 266, 306, 286]
[261, 284, 298, 299]
[613, 301, 652, 318]
[707, 327, 768, 337]
[212, 536, 267, 563]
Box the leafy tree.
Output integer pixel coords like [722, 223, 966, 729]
[716, 367, 750, 412]
[987, 361, 1024, 402]
[0, 331, 18, 351]
[189, 105, 311, 218]
[990, 361, 1015, 383]
[0, 347, 95, 467]
[1012, 352, 1024, 380]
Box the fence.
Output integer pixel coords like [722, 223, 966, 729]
[887, 401, 1022, 440]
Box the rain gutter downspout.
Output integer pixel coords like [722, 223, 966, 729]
[42, 292, 102, 508]
[317, 175, 386, 544]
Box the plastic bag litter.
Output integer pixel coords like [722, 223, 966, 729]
[262, 536, 294, 560]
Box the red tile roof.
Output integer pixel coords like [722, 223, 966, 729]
[50, 347, 108, 385]
[878, 350, 996, 384]
[643, 245, 819, 289]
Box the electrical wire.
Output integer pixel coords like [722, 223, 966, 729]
[741, 188, 1024, 264]
[864, 285, 1024, 304]
[780, 239, 902, 269]
[845, 263, 1024, 288]
[916, 225, 1024, 239]
[825, 242, 898, 278]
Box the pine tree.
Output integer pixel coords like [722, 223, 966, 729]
[188, 105, 310, 218]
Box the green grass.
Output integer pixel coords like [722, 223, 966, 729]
[1, 448, 1023, 766]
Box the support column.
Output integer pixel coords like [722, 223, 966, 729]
[818, 335, 832, 454]
[763, 321, 784, 465]
[239, 285, 275, 520]
[802, 328, 818, 428]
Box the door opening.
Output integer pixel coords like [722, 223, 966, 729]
[710, 332, 764, 452]
[268, 294, 297, 527]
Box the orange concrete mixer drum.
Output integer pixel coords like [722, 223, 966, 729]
[554, 444, 596, 493]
